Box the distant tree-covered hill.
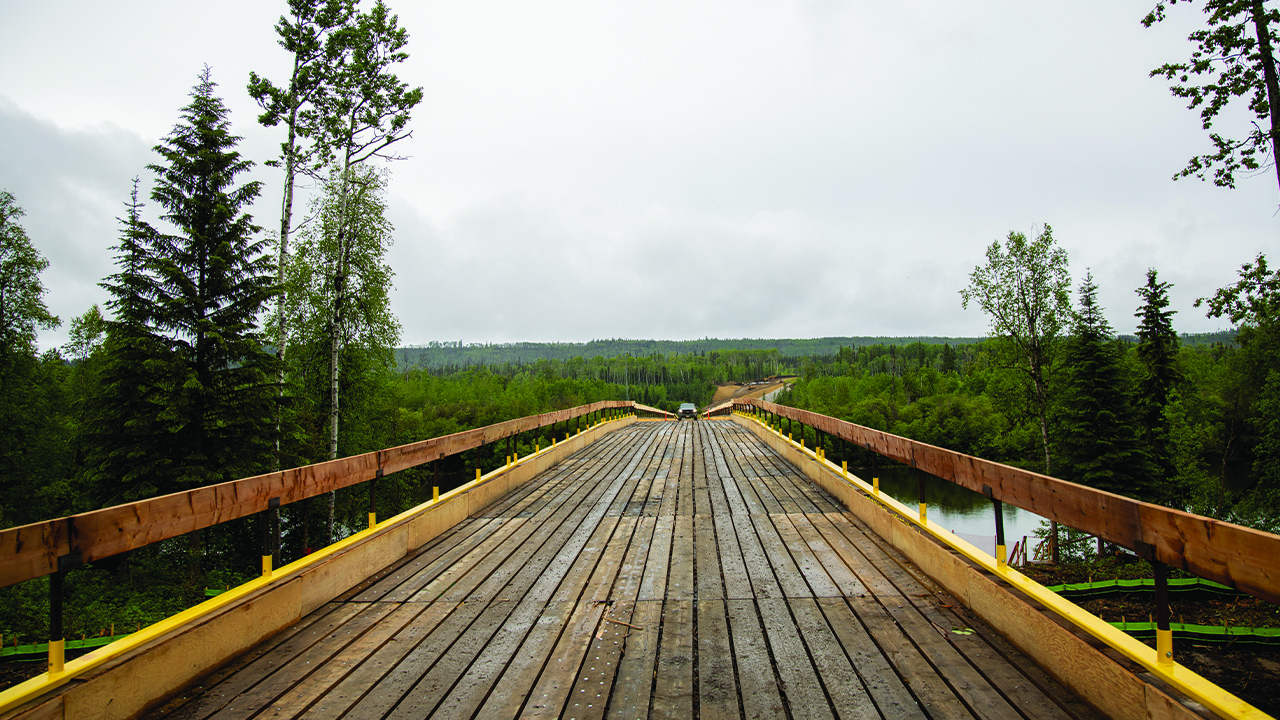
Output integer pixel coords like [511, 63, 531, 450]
[395, 336, 988, 369]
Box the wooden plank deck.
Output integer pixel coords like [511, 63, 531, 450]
[146, 420, 1102, 720]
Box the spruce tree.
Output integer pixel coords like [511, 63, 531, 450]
[145, 67, 281, 489]
[1134, 268, 1183, 503]
[86, 179, 172, 503]
[1054, 272, 1155, 498]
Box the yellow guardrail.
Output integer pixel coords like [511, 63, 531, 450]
[733, 410, 1268, 720]
[0, 413, 635, 716]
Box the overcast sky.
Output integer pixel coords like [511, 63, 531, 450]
[2, 1, 1276, 352]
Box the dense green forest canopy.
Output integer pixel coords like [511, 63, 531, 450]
[396, 336, 983, 369]
[394, 332, 1237, 371]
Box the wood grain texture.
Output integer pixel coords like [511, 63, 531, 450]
[738, 399, 1280, 604]
[27, 420, 1152, 720]
[0, 401, 633, 588]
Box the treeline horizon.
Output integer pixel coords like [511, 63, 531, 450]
[395, 331, 1237, 370]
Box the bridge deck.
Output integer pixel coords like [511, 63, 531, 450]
[148, 420, 1099, 720]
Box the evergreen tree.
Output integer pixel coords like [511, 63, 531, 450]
[0, 190, 62, 526]
[144, 67, 281, 490]
[1054, 272, 1155, 498]
[940, 343, 958, 373]
[84, 179, 172, 503]
[1199, 253, 1280, 525]
[1134, 268, 1184, 502]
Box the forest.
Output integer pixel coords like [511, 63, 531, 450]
[3, 0, 1280, 687]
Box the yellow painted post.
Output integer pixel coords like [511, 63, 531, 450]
[48, 640, 64, 675]
[842, 460, 848, 478]
[1157, 629, 1174, 666]
[536, 441, 540, 454]
[261, 554, 272, 577]
[368, 512, 377, 529]
[873, 477, 880, 495]
[800, 438, 805, 450]
[514, 451, 519, 464]
[506, 454, 511, 468]
[1155, 560, 1174, 666]
[475, 468, 481, 482]
[433, 486, 439, 502]
[553, 436, 557, 447]
[919, 502, 928, 524]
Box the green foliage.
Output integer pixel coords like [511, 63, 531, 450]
[1143, 0, 1280, 190]
[0, 190, 59, 360]
[960, 225, 1073, 473]
[80, 71, 283, 505]
[1052, 273, 1155, 498]
[83, 182, 173, 504]
[1134, 269, 1184, 498]
[144, 68, 282, 488]
[398, 337, 982, 370]
[0, 192, 66, 528]
[248, 0, 354, 177]
[1198, 254, 1280, 514]
[283, 163, 400, 463]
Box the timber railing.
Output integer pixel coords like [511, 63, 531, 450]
[0, 401, 669, 590]
[735, 398, 1280, 605]
[0, 400, 676, 693]
[733, 397, 1280, 720]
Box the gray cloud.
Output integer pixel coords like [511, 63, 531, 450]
[2, 1, 1276, 351]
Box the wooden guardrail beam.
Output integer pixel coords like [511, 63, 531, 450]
[0, 401, 632, 589]
[737, 399, 1280, 606]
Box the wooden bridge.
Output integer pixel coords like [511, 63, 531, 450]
[2, 402, 1278, 720]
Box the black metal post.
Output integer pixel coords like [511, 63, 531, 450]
[261, 497, 280, 575]
[1154, 559, 1173, 664]
[917, 469, 927, 522]
[369, 468, 380, 528]
[984, 484, 1005, 566]
[49, 568, 64, 671]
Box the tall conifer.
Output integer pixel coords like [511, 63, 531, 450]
[1055, 272, 1155, 498]
[1134, 268, 1183, 502]
[145, 67, 281, 489]
[87, 179, 171, 503]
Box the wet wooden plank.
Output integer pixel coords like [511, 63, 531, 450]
[158, 602, 356, 720]
[523, 601, 608, 719]
[637, 515, 674, 602]
[788, 597, 882, 720]
[666, 515, 695, 601]
[772, 513, 843, 598]
[817, 596, 925, 719]
[259, 602, 425, 718]
[298, 601, 459, 720]
[142, 418, 1109, 720]
[651, 599, 694, 718]
[756, 596, 835, 720]
[426, 598, 544, 720]
[696, 598, 741, 720]
[605, 600, 662, 720]
[694, 513, 723, 600]
[202, 602, 398, 720]
[725, 598, 786, 719]
[337, 601, 487, 719]
[749, 511, 811, 598]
